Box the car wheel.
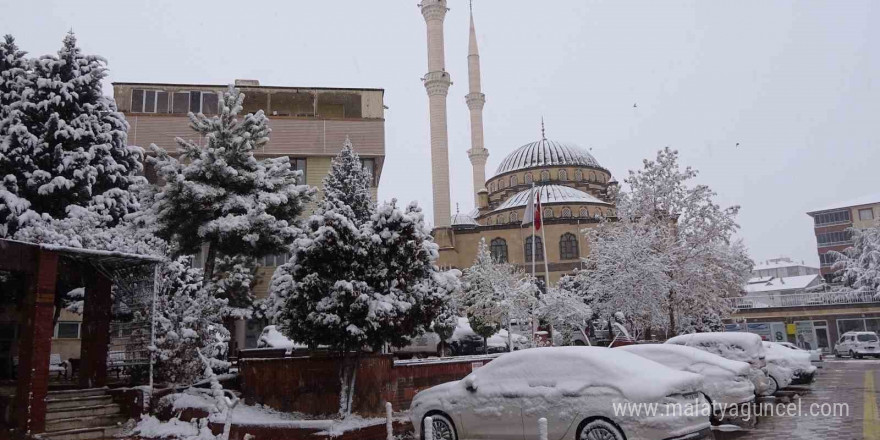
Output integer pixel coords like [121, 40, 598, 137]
[834, 350, 841, 358]
[578, 418, 625, 440]
[766, 376, 779, 395]
[423, 413, 457, 440]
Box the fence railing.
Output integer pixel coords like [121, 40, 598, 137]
[733, 290, 880, 309]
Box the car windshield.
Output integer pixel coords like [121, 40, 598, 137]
[857, 334, 878, 342]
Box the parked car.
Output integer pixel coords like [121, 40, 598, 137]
[834, 331, 880, 359]
[618, 344, 755, 423]
[776, 341, 823, 363]
[395, 318, 531, 358]
[666, 332, 773, 396]
[410, 347, 712, 440]
[763, 342, 817, 385]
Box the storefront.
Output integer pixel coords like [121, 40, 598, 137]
[724, 322, 788, 342]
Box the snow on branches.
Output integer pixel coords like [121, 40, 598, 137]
[830, 223, 880, 295]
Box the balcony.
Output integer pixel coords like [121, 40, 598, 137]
[733, 290, 880, 309]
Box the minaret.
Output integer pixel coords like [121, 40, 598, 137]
[466, 1, 489, 206]
[420, 0, 453, 229]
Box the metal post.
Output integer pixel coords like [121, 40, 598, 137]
[538, 417, 548, 440]
[149, 264, 159, 392]
[424, 416, 434, 440]
[386, 402, 394, 440]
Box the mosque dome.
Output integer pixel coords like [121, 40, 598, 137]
[494, 139, 602, 176]
[491, 184, 610, 213]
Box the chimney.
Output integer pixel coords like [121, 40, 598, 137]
[234, 79, 260, 86]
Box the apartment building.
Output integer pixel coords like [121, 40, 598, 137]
[113, 79, 386, 349]
[807, 194, 880, 283]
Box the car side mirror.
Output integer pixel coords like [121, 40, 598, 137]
[464, 376, 477, 392]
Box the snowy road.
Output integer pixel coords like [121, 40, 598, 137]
[715, 360, 880, 440]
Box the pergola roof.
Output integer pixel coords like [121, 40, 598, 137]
[0, 239, 164, 273]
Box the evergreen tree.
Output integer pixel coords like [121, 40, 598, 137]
[269, 145, 456, 416]
[830, 224, 880, 294]
[150, 85, 313, 285]
[0, 32, 144, 237]
[0, 34, 34, 236]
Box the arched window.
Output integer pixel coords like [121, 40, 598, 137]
[497, 215, 505, 224]
[589, 171, 596, 182]
[543, 207, 554, 218]
[487, 216, 495, 225]
[558, 169, 568, 181]
[524, 173, 533, 184]
[525, 235, 544, 262]
[510, 175, 518, 187]
[561, 207, 572, 218]
[598, 174, 606, 183]
[560, 233, 579, 260]
[540, 170, 551, 181]
[574, 169, 583, 181]
[579, 207, 589, 217]
[510, 211, 518, 223]
[490, 238, 508, 263]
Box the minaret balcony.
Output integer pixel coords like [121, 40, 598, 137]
[466, 92, 486, 110]
[419, 1, 449, 22]
[423, 71, 452, 96]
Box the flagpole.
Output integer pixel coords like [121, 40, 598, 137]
[531, 183, 536, 280]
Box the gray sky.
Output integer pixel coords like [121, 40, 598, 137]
[2, 0, 878, 266]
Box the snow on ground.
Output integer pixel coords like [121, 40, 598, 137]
[131, 415, 204, 439]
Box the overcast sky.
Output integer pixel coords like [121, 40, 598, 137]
[2, 0, 878, 266]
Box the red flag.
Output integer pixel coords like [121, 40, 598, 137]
[534, 190, 543, 231]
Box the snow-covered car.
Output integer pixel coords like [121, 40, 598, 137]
[257, 325, 304, 349]
[618, 344, 755, 423]
[410, 347, 712, 440]
[666, 332, 773, 396]
[776, 341, 823, 363]
[834, 331, 880, 359]
[764, 342, 817, 385]
[394, 317, 530, 357]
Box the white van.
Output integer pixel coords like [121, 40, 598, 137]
[834, 331, 880, 359]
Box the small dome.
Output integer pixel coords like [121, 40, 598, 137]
[451, 211, 479, 227]
[494, 139, 601, 176]
[492, 184, 610, 213]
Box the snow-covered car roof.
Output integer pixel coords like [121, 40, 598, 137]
[763, 342, 812, 368]
[468, 347, 703, 402]
[618, 344, 751, 377]
[666, 332, 766, 363]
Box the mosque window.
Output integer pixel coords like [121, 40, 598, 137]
[490, 238, 508, 263]
[589, 171, 596, 182]
[574, 169, 583, 181]
[525, 236, 544, 262]
[497, 215, 505, 224]
[598, 174, 606, 183]
[560, 233, 579, 260]
[543, 207, 554, 218]
[510, 211, 518, 223]
[490, 182, 496, 192]
[510, 175, 518, 187]
[579, 207, 589, 217]
[540, 170, 551, 181]
[525, 173, 533, 184]
[487, 216, 495, 225]
[558, 169, 568, 181]
[561, 207, 572, 218]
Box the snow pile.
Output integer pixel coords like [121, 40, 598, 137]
[131, 415, 206, 439]
[257, 325, 305, 349]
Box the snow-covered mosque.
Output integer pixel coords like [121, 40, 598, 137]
[419, 0, 618, 286]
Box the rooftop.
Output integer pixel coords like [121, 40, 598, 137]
[753, 257, 816, 271]
[112, 81, 384, 93]
[492, 184, 610, 213]
[494, 139, 603, 176]
[744, 274, 822, 294]
[808, 193, 880, 214]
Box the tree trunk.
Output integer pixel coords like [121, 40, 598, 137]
[483, 337, 488, 355]
[668, 289, 676, 336]
[338, 349, 361, 418]
[204, 240, 218, 281]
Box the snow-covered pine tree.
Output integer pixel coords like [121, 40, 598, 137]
[152, 257, 230, 385]
[830, 224, 880, 295]
[150, 84, 313, 289]
[1, 32, 144, 237]
[0, 34, 35, 236]
[270, 144, 456, 416]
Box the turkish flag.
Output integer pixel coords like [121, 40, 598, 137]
[535, 191, 543, 231]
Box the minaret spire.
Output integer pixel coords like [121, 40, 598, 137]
[419, 0, 453, 229]
[466, 0, 489, 207]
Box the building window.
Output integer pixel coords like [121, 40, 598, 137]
[55, 322, 80, 339]
[589, 171, 596, 181]
[510, 175, 518, 187]
[540, 170, 551, 181]
[291, 158, 307, 184]
[813, 210, 851, 226]
[598, 173, 606, 183]
[172, 92, 189, 114]
[488, 216, 495, 226]
[579, 207, 589, 217]
[561, 207, 572, 218]
[574, 169, 583, 181]
[543, 207, 553, 218]
[361, 158, 377, 186]
[816, 230, 853, 246]
[490, 238, 508, 263]
[131, 89, 169, 113]
[819, 253, 836, 267]
[497, 215, 505, 224]
[560, 233, 579, 260]
[558, 169, 568, 181]
[261, 252, 291, 267]
[859, 208, 874, 221]
[525, 236, 544, 262]
[525, 173, 533, 184]
[510, 212, 518, 223]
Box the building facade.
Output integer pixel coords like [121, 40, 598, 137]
[807, 194, 880, 283]
[113, 80, 385, 349]
[751, 257, 820, 279]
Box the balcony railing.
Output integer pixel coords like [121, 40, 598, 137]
[733, 290, 880, 309]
